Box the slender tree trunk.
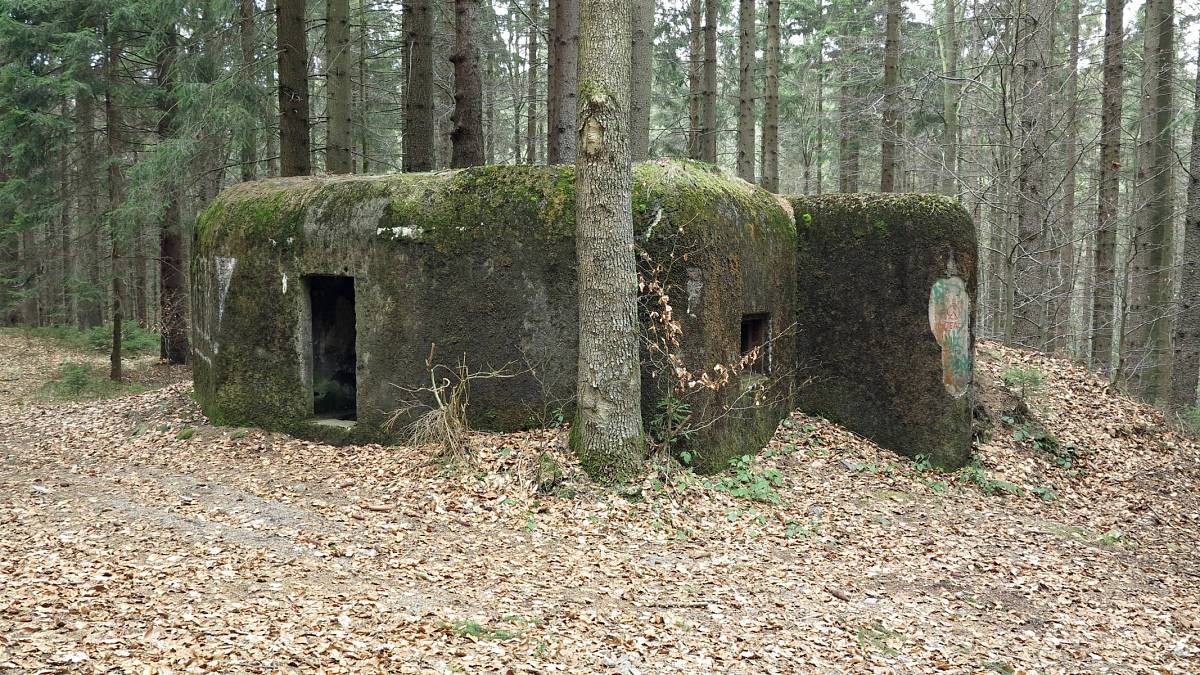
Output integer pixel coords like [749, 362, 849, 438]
[686, 0, 701, 160]
[525, 0, 539, 164]
[1012, 0, 1053, 347]
[1092, 0, 1123, 374]
[450, 0, 484, 166]
[1051, 0, 1080, 353]
[573, 0, 642, 482]
[1170, 41, 1200, 412]
[106, 29, 125, 381]
[327, 0, 353, 173]
[879, 0, 901, 193]
[240, 0, 259, 181]
[277, 0, 311, 176]
[58, 103, 72, 323]
[358, 0, 370, 172]
[837, 82, 858, 193]
[938, 0, 960, 195]
[735, 0, 755, 181]
[1123, 0, 1175, 402]
[761, 0, 779, 191]
[815, 34, 823, 194]
[547, 0, 578, 163]
[629, 0, 653, 161]
[485, 37, 496, 164]
[76, 91, 103, 329]
[157, 29, 188, 364]
[699, 0, 717, 163]
[404, 0, 435, 171]
[265, 0, 280, 177]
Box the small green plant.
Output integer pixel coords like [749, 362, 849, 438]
[1099, 529, 1126, 547]
[650, 395, 695, 459]
[710, 454, 783, 503]
[1000, 366, 1044, 399]
[961, 461, 1025, 497]
[176, 427, 196, 441]
[784, 517, 822, 539]
[450, 620, 518, 641]
[1012, 423, 1059, 452]
[1032, 486, 1058, 502]
[42, 361, 143, 401]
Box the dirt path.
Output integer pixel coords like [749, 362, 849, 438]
[1, 330, 1198, 673]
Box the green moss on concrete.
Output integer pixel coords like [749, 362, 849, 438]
[194, 161, 797, 473]
[789, 192, 977, 469]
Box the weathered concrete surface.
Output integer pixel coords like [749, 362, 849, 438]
[790, 194, 977, 468]
[191, 161, 795, 472]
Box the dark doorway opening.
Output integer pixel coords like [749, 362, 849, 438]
[740, 313, 770, 374]
[308, 275, 357, 420]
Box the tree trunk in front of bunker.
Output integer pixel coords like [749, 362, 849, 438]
[572, 0, 644, 484]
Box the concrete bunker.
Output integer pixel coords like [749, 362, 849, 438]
[191, 161, 978, 471]
[790, 193, 978, 468]
[192, 161, 797, 472]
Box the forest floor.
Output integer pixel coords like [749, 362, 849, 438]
[0, 329, 1198, 673]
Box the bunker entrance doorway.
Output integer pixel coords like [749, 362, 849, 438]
[308, 275, 357, 420]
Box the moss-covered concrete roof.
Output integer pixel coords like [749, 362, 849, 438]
[195, 160, 796, 254]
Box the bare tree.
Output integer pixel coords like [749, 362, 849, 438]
[1122, 0, 1175, 402]
[761, 0, 779, 191]
[277, 0, 312, 176]
[1171, 41, 1200, 413]
[404, 0, 435, 171]
[879, 0, 901, 193]
[327, 0, 353, 173]
[573, 0, 642, 481]
[699, 0, 717, 163]
[451, 0, 484, 167]
[1092, 0, 1123, 374]
[547, 0, 579, 163]
[735, 0, 755, 181]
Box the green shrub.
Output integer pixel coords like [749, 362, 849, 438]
[42, 361, 143, 400]
[1180, 406, 1200, 436]
[17, 323, 160, 356]
[1000, 366, 1044, 399]
[709, 454, 784, 503]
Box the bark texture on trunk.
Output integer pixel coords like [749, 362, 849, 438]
[1092, 0, 1123, 374]
[327, 0, 353, 173]
[761, 0, 779, 191]
[629, 0, 653, 161]
[572, 0, 643, 482]
[404, 0, 435, 171]
[938, 0, 960, 195]
[686, 0, 701, 160]
[547, 0, 578, 164]
[699, 0, 717, 164]
[277, 0, 312, 176]
[76, 91, 103, 329]
[240, 0, 259, 181]
[451, 0, 484, 167]
[1012, 0, 1053, 348]
[1171, 41, 1200, 412]
[525, 0, 539, 164]
[157, 29, 189, 364]
[735, 0, 755, 181]
[1123, 0, 1175, 402]
[879, 0, 901, 193]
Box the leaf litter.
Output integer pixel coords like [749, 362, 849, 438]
[0, 329, 1197, 673]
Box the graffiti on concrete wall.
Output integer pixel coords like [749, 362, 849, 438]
[928, 276, 971, 398]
